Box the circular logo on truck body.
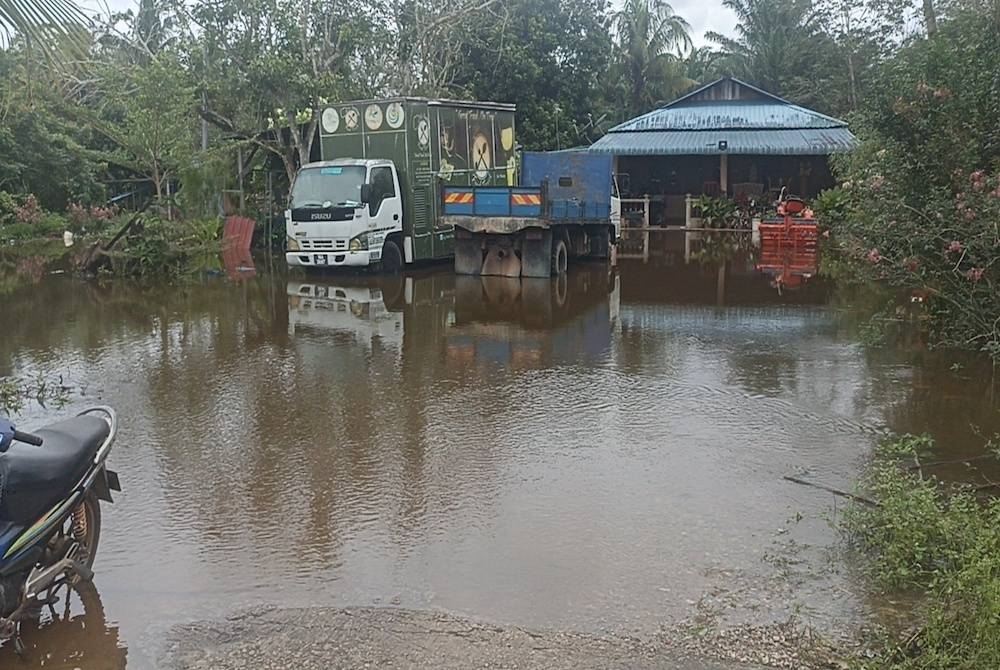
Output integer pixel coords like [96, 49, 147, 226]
[343, 107, 360, 131]
[365, 104, 383, 130]
[321, 108, 340, 134]
[416, 116, 430, 148]
[386, 102, 405, 129]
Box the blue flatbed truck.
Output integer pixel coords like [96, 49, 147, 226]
[443, 151, 621, 278]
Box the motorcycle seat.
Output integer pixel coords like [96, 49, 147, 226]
[0, 415, 110, 525]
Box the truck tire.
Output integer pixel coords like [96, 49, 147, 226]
[381, 237, 403, 274]
[551, 238, 568, 275]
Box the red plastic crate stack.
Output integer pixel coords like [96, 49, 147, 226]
[756, 219, 819, 277]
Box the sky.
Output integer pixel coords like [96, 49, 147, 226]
[668, 0, 739, 47]
[82, 0, 738, 49]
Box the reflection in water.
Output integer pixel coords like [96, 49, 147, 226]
[448, 269, 619, 368]
[0, 263, 997, 667]
[0, 583, 126, 669]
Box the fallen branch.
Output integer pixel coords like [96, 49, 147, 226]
[77, 198, 152, 274]
[969, 477, 1000, 493]
[783, 475, 879, 507]
[905, 454, 992, 470]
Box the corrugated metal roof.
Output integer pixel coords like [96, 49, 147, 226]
[610, 101, 846, 132]
[591, 77, 856, 156]
[589, 127, 857, 156]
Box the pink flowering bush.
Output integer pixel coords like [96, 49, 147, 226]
[13, 195, 43, 225]
[828, 162, 999, 357]
[825, 9, 1000, 358]
[66, 202, 119, 232]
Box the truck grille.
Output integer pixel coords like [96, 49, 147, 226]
[300, 239, 347, 251]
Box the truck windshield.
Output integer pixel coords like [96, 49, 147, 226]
[290, 166, 366, 208]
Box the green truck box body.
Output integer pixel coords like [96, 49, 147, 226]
[318, 98, 516, 262]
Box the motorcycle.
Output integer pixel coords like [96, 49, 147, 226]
[0, 407, 120, 653]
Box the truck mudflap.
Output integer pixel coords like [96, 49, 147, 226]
[454, 226, 554, 278]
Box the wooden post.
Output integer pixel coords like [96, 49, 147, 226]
[684, 194, 694, 263]
[642, 194, 650, 262]
[720, 153, 729, 196]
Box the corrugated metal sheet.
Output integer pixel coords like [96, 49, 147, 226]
[610, 102, 846, 132]
[589, 78, 856, 156]
[522, 151, 612, 203]
[588, 127, 857, 156]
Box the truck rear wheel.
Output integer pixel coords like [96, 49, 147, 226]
[551, 238, 568, 275]
[381, 237, 403, 274]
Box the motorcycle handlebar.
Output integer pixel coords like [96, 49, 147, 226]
[13, 429, 43, 446]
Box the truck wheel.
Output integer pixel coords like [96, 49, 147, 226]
[381, 238, 403, 274]
[551, 238, 568, 275]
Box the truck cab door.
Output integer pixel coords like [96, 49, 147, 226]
[366, 165, 403, 261]
[610, 173, 622, 241]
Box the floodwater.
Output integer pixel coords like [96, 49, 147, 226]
[1, 257, 998, 668]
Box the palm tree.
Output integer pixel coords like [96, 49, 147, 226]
[613, 0, 694, 118]
[706, 0, 818, 94]
[1, 0, 87, 56]
[684, 45, 724, 84]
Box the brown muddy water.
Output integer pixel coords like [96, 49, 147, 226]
[0, 258, 997, 668]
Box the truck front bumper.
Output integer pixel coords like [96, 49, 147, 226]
[285, 250, 375, 268]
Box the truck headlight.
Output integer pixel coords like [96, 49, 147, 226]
[287, 237, 300, 251]
[349, 234, 368, 251]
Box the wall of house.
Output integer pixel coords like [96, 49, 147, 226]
[615, 154, 835, 226]
[617, 155, 834, 200]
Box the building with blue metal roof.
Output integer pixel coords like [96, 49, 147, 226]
[590, 77, 856, 225]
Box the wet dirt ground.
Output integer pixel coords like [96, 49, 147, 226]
[1, 257, 997, 668]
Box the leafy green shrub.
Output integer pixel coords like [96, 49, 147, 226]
[36, 213, 69, 236]
[844, 434, 1000, 668]
[0, 191, 16, 225]
[0, 223, 34, 241]
[112, 216, 222, 277]
[184, 217, 221, 245]
[694, 195, 740, 228]
[691, 196, 755, 266]
[812, 187, 849, 228]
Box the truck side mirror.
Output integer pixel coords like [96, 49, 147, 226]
[360, 184, 372, 204]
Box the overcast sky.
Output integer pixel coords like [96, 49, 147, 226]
[670, 0, 738, 47]
[81, 0, 738, 49]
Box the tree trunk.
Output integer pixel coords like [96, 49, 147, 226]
[152, 163, 163, 200]
[846, 50, 858, 110]
[286, 109, 318, 175]
[922, 0, 938, 37]
[281, 152, 296, 187]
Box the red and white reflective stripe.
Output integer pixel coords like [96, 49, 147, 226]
[511, 193, 541, 206]
[444, 192, 474, 204]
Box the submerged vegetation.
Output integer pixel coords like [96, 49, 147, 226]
[0, 193, 222, 284]
[0, 374, 70, 414]
[844, 434, 1000, 669]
